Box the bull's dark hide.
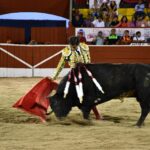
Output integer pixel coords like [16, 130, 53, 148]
[50, 63, 150, 127]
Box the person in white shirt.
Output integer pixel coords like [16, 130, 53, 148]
[133, 31, 145, 44]
[92, 16, 105, 27]
[92, 31, 105, 45]
[134, 0, 146, 19]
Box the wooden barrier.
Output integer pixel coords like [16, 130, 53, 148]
[31, 27, 67, 44]
[0, 27, 24, 43]
[0, 44, 149, 77]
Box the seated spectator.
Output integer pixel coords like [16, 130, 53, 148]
[72, 9, 84, 27]
[147, 38, 150, 45]
[116, 15, 129, 27]
[136, 16, 148, 27]
[72, 15, 84, 27]
[77, 29, 87, 43]
[133, 31, 145, 43]
[109, 0, 117, 11]
[92, 31, 105, 45]
[120, 30, 133, 45]
[90, 7, 100, 18]
[109, 15, 120, 27]
[92, 15, 105, 27]
[109, 0, 118, 17]
[129, 15, 137, 27]
[103, 13, 111, 27]
[105, 28, 120, 45]
[134, 0, 146, 19]
[99, 2, 110, 16]
[83, 13, 94, 27]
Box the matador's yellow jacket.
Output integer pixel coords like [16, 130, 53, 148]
[52, 43, 91, 80]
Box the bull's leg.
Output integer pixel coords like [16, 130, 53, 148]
[92, 106, 103, 120]
[136, 102, 149, 127]
[81, 106, 91, 120]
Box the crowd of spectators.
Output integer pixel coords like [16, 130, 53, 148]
[72, 0, 150, 45]
[90, 28, 146, 45]
[3, 0, 150, 45]
[72, 0, 149, 28]
[77, 28, 147, 45]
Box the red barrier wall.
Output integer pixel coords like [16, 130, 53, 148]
[0, 27, 25, 43]
[31, 27, 67, 44]
[0, 27, 68, 44]
[0, 45, 150, 68]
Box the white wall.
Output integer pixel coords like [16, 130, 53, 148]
[0, 68, 70, 77]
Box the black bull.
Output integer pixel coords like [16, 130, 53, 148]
[50, 63, 150, 127]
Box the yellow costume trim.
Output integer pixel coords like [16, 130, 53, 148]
[80, 43, 91, 63]
[80, 43, 89, 51]
[62, 46, 71, 57]
[52, 43, 90, 79]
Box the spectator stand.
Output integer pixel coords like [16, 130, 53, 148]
[118, 0, 150, 21]
[72, 0, 150, 28]
[75, 27, 150, 45]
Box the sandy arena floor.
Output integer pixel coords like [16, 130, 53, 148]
[0, 78, 150, 150]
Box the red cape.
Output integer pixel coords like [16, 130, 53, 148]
[13, 77, 58, 122]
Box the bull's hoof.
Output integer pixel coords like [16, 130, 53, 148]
[83, 115, 89, 119]
[57, 117, 71, 125]
[135, 125, 142, 128]
[82, 119, 93, 125]
[81, 108, 90, 120]
[135, 122, 145, 128]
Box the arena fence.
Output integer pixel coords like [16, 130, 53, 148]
[0, 44, 150, 77]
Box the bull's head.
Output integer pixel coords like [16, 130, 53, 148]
[49, 94, 72, 118]
[49, 75, 80, 119]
